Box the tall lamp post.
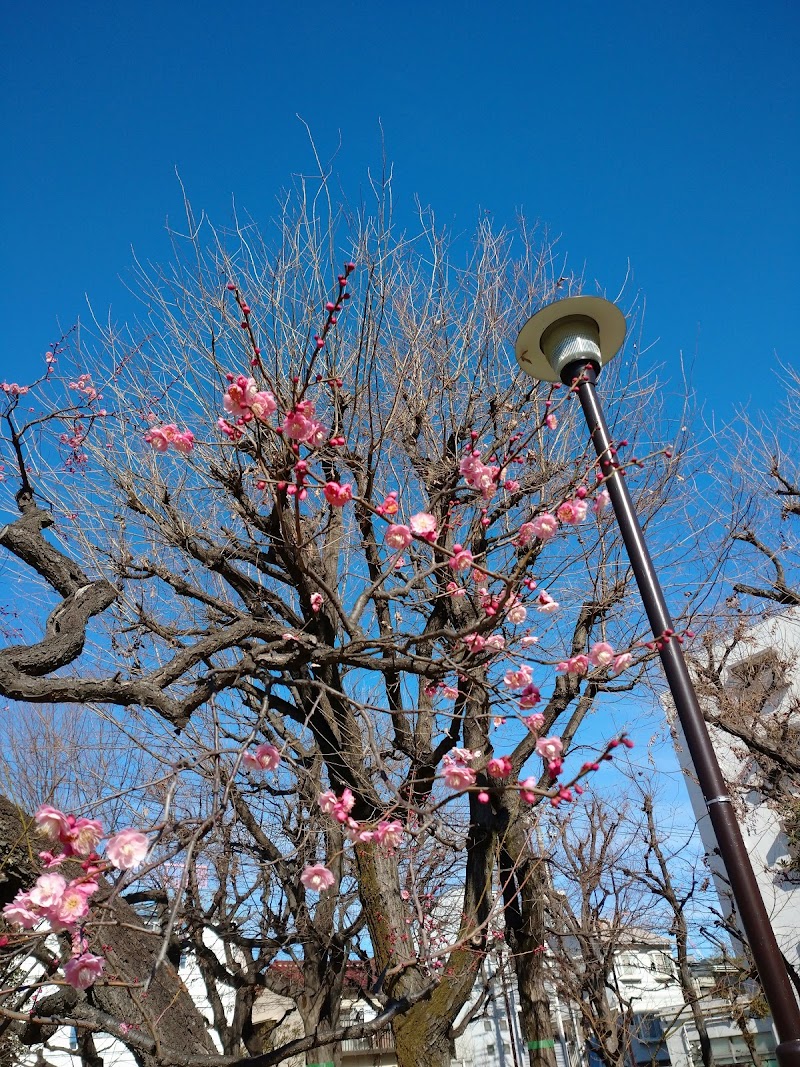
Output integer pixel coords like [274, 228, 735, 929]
[515, 296, 800, 1067]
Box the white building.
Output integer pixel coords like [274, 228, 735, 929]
[671, 610, 800, 974]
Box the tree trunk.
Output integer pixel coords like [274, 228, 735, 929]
[0, 794, 216, 1065]
[355, 793, 494, 1067]
[502, 850, 558, 1067]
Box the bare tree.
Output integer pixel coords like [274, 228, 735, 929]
[0, 176, 689, 1066]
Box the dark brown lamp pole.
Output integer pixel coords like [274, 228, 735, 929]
[515, 296, 800, 1067]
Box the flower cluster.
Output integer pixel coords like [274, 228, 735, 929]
[556, 641, 632, 677]
[2, 806, 149, 991]
[459, 451, 500, 499]
[513, 485, 609, 548]
[242, 743, 281, 772]
[441, 749, 480, 790]
[223, 375, 277, 424]
[144, 423, 195, 454]
[68, 373, 99, 402]
[280, 398, 327, 446]
[324, 481, 353, 506]
[314, 787, 405, 856]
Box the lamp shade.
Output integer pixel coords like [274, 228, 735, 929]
[515, 296, 627, 383]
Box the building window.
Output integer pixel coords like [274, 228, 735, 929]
[484, 1019, 493, 1031]
[635, 1014, 665, 1043]
[487, 1043, 496, 1056]
[649, 952, 675, 976]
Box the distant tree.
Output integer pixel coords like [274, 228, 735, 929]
[542, 788, 722, 1067]
[692, 370, 800, 879]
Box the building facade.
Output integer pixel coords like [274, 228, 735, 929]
[671, 610, 800, 975]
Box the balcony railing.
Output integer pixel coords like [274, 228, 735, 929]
[340, 1029, 395, 1053]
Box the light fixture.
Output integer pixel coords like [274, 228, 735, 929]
[515, 295, 627, 383]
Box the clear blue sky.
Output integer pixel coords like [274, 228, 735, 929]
[3, 0, 792, 877]
[2, 1, 798, 413]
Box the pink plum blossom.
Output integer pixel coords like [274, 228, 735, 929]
[346, 821, 374, 844]
[463, 633, 486, 653]
[55, 887, 92, 926]
[557, 654, 589, 676]
[535, 591, 559, 614]
[507, 601, 527, 624]
[441, 761, 477, 790]
[518, 684, 542, 709]
[249, 390, 277, 422]
[106, 830, 149, 871]
[171, 430, 195, 454]
[332, 788, 356, 822]
[62, 817, 104, 857]
[503, 666, 533, 690]
[282, 408, 313, 440]
[523, 712, 546, 732]
[29, 873, 66, 911]
[519, 778, 538, 804]
[35, 805, 69, 841]
[243, 743, 281, 772]
[310, 592, 323, 612]
[317, 787, 355, 823]
[589, 642, 615, 667]
[2, 894, 39, 929]
[487, 756, 513, 779]
[531, 513, 559, 540]
[323, 482, 353, 506]
[144, 424, 194, 455]
[300, 864, 335, 892]
[612, 652, 633, 675]
[556, 498, 589, 524]
[376, 492, 399, 516]
[514, 522, 536, 546]
[410, 512, 437, 541]
[217, 417, 243, 441]
[280, 400, 327, 444]
[385, 524, 412, 550]
[460, 452, 500, 498]
[593, 488, 610, 514]
[450, 748, 481, 763]
[449, 544, 473, 571]
[548, 757, 564, 778]
[375, 820, 404, 848]
[64, 952, 105, 990]
[224, 376, 258, 418]
[535, 736, 563, 761]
